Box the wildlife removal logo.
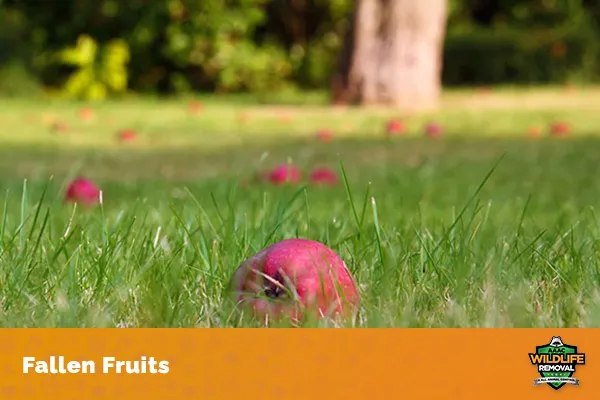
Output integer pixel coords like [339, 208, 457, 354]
[529, 336, 585, 390]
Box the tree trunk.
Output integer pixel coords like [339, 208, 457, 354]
[331, 0, 448, 111]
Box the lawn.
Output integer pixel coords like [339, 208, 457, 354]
[2, 87, 600, 327]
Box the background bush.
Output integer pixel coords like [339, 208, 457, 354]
[443, 27, 600, 85]
[1, 0, 599, 98]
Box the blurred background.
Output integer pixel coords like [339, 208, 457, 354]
[3, 0, 600, 329]
[1, 0, 599, 101]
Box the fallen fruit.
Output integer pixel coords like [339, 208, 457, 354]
[424, 122, 443, 137]
[118, 129, 137, 142]
[188, 100, 203, 114]
[51, 122, 69, 133]
[386, 119, 405, 135]
[228, 238, 360, 323]
[65, 178, 100, 206]
[550, 121, 571, 137]
[315, 129, 334, 142]
[527, 126, 542, 138]
[310, 167, 338, 185]
[79, 107, 94, 121]
[267, 164, 302, 185]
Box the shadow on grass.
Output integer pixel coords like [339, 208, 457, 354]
[0, 136, 597, 183]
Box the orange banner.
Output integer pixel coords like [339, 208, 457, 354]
[0, 329, 595, 399]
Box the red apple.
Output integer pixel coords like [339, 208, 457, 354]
[228, 238, 360, 323]
[315, 129, 334, 142]
[79, 107, 94, 121]
[550, 121, 571, 137]
[65, 178, 100, 206]
[188, 100, 203, 114]
[267, 164, 302, 185]
[118, 129, 137, 142]
[527, 126, 542, 138]
[386, 119, 405, 135]
[424, 122, 443, 137]
[310, 167, 338, 186]
[51, 122, 68, 133]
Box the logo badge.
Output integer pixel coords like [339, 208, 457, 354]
[529, 336, 585, 390]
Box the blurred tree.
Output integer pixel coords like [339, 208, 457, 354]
[54, 35, 130, 100]
[331, 0, 448, 110]
[2, 0, 599, 95]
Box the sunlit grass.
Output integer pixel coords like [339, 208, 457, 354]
[0, 87, 600, 327]
[2, 86, 600, 150]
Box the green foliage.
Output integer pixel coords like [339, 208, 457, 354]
[290, 0, 352, 87]
[0, 8, 42, 97]
[3, 97, 600, 326]
[0, 62, 42, 97]
[127, 0, 291, 93]
[448, 0, 592, 27]
[4, 0, 600, 95]
[296, 36, 341, 88]
[443, 27, 600, 85]
[55, 35, 130, 100]
[211, 41, 291, 93]
[0, 7, 28, 61]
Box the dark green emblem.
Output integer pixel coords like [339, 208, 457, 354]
[529, 336, 585, 390]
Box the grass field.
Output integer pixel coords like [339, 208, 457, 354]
[2, 86, 600, 327]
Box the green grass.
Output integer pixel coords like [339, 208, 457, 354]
[2, 87, 600, 327]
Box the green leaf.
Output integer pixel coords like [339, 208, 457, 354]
[103, 39, 130, 64]
[101, 67, 128, 92]
[76, 35, 99, 66]
[62, 68, 94, 98]
[56, 35, 98, 67]
[86, 82, 107, 100]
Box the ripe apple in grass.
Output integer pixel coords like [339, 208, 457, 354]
[424, 122, 443, 137]
[51, 121, 69, 133]
[65, 178, 100, 206]
[228, 238, 360, 323]
[550, 121, 571, 137]
[188, 100, 203, 114]
[315, 129, 334, 142]
[385, 119, 405, 135]
[118, 129, 137, 142]
[266, 164, 302, 185]
[79, 107, 94, 121]
[527, 126, 542, 138]
[310, 167, 338, 186]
